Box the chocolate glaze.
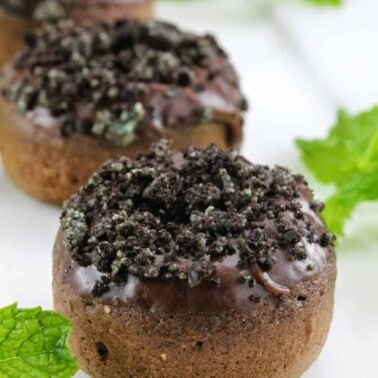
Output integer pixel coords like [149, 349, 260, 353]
[55, 222, 330, 314]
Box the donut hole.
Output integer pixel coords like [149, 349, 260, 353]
[96, 341, 109, 361]
[297, 295, 307, 302]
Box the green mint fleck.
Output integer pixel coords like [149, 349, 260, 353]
[93, 103, 146, 147]
[108, 103, 146, 145]
[33, 0, 65, 21]
[0, 303, 78, 378]
[296, 107, 378, 236]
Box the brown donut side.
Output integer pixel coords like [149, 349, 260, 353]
[0, 10, 35, 67]
[53, 230, 336, 378]
[0, 98, 231, 205]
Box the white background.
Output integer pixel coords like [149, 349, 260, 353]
[1, 0, 378, 377]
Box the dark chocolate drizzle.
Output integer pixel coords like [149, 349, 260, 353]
[60, 141, 335, 300]
[1, 19, 245, 147]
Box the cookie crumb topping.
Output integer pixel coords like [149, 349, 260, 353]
[61, 141, 334, 295]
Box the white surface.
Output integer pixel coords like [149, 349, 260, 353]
[1, 0, 378, 377]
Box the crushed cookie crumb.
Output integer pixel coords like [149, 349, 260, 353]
[249, 294, 262, 303]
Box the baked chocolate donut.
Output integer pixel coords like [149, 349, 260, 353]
[53, 141, 336, 378]
[0, 20, 246, 204]
[0, 0, 154, 65]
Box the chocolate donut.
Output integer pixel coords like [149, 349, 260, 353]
[53, 141, 336, 378]
[0, 20, 246, 204]
[0, 0, 154, 65]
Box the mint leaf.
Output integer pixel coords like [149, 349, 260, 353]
[296, 107, 378, 236]
[297, 108, 378, 186]
[304, 0, 342, 5]
[0, 304, 78, 378]
[324, 173, 378, 236]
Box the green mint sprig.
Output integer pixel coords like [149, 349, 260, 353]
[304, 0, 342, 5]
[296, 107, 378, 236]
[0, 304, 78, 378]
